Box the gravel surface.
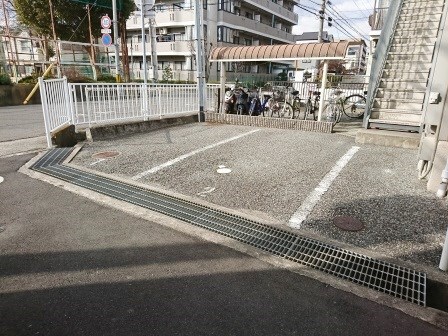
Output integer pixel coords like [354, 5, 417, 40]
[72, 123, 448, 268]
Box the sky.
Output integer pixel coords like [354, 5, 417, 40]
[293, 0, 375, 42]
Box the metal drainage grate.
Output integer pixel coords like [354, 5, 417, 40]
[31, 148, 427, 306]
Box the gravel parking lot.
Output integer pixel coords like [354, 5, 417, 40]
[71, 122, 448, 272]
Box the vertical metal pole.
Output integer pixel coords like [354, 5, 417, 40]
[440, 227, 448, 271]
[141, 9, 149, 119]
[141, 9, 148, 84]
[87, 4, 97, 81]
[194, 0, 205, 121]
[220, 61, 226, 113]
[317, 60, 328, 122]
[39, 77, 52, 148]
[112, 0, 121, 81]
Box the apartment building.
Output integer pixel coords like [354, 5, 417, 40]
[344, 40, 367, 74]
[125, 0, 300, 82]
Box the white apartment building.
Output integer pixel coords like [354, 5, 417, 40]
[344, 40, 367, 74]
[126, 0, 300, 82]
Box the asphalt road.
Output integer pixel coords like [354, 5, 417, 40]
[0, 104, 45, 142]
[0, 153, 446, 335]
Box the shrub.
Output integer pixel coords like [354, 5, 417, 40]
[0, 73, 12, 85]
[97, 75, 117, 83]
[18, 75, 37, 84]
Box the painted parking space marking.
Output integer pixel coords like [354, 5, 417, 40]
[132, 129, 260, 180]
[288, 146, 360, 229]
[0, 176, 3, 184]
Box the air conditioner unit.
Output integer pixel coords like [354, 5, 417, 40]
[159, 28, 168, 35]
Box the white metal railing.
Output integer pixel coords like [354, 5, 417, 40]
[39, 77, 73, 147]
[69, 83, 220, 127]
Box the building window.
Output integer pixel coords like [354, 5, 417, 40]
[347, 47, 358, 56]
[174, 61, 183, 70]
[218, 0, 234, 13]
[245, 38, 251, 46]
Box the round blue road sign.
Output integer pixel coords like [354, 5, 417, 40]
[101, 34, 112, 47]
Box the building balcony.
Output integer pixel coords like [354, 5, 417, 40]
[219, 11, 294, 43]
[244, 0, 298, 24]
[127, 40, 193, 57]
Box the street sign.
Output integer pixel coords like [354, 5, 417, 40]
[101, 28, 112, 34]
[134, 0, 155, 15]
[101, 15, 112, 29]
[101, 34, 112, 47]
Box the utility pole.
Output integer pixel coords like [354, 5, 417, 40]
[148, 13, 158, 82]
[194, 0, 206, 122]
[112, 0, 121, 81]
[318, 0, 328, 43]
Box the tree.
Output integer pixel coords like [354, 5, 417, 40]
[13, 0, 134, 79]
[162, 66, 173, 82]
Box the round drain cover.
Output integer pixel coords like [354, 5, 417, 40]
[92, 151, 120, 159]
[334, 216, 364, 231]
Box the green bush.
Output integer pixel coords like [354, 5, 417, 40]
[18, 75, 37, 84]
[0, 73, 12, 85]
[97, 75, 117, 83]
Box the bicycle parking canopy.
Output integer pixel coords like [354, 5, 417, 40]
[209, 41, 362, 121]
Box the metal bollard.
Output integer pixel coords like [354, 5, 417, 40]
[439, 227, 448, 271]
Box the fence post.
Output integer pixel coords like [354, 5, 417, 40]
[38, 77, 53, 148]
[63, 77, 74, 125]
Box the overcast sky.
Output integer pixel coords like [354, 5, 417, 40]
[294, 0, 374, 41]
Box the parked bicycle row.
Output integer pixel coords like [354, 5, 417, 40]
[222, 85, 367, 125]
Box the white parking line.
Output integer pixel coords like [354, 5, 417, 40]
[288, 146, 360, 229]
[132, 129, 261, 180]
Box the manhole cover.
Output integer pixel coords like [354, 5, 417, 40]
[334, 216, 364, 232]
[91, 151, 120, 159]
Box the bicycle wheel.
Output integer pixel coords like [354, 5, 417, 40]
[278, 102, 294, 119]
[324, 104, 341, 126]
[303, 101, 312, 120]
[343, 94, 366, 119]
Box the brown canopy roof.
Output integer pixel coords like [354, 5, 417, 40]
[210, 41, 355, 62]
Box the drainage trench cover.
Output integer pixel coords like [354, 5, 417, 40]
[31, 148, 427, 307]
[92, 151, 120, 159]
[334, 216, 364, 231]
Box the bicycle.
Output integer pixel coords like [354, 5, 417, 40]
[342, 91, 367, 119]
[268, 88, 295, 119]
[324, 89, 344, 125]
[324, 89, 367, 125]
[248, 87, 272, 117]
[303, 91, 320, 121]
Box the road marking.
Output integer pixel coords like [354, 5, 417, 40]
[132, 129, 260, 180]
[0, 176, 3, 184]
[198, 187, 216, 197]
[288, 146, 360, 229]
[90, 158, 106, 166]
